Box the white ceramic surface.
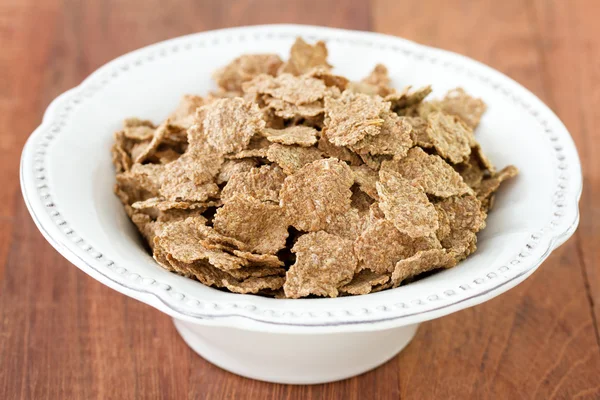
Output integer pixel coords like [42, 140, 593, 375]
[173, 319, 419, 384]
[20, 25, 581, 384]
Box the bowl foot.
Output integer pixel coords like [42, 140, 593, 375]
[173, 319, 419, 384]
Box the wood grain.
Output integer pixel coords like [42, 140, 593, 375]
[0, 0, 598, 399]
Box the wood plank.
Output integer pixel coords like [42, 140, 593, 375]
[0, 0, 58, 218]
[0, 1, 67, 396]
[528, 0, 600, 347]
[0, 0, 193, 398]
[0, 0, 388, 399]
[372, 0, 600, 398]
[1, 0, 599, 398]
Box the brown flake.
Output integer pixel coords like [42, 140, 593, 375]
[307, 66, 349, 91]
[284, 231, 357, 298]
[417, 101, 443, 119]
[324, 91, 390, 146]
[476, 165, 518, 210]
[154, 217, 248, 270]
[455, 146, 495, 188]
[171, 133, 223, 182]
[230, 251, 284, 269]
[213, 194, 289, 254]
[347, 81, 384, 96]
[324, 208, 368, 241]
[439, 88, 487, 129]
[131, 212, 160, 248]
[370, 280, 395, 293]
[134, 120, 185, 164]
[382, 147, 473, 197]
[386, 85, 432, 112]
[168, 256, 285, 294]
[225, 135, 271, 160]
[355, 216, 441, 274]
[280, 158, 354, 231]
[112, 131, 133, 173]
[362, 64, 391, 88]
[123, 125, 155, 141]
[426, 112, 472, 164]
[265, 98, 324, 119]
[350, 111, 413, 158]
[160, 178, 220, 203]
[391, 249, 456, 287]
[159, 154, 220, 202]
[349, 64, 394, 97]
[154, 148, 181, 164]
[129, 141, 150, 163]
[213, 54, 283, 92]
[340, 270, 390, 295]
[207, 89, 246, 102]
[404, 116, 433, 148]
[266, 143, 323, 174]
[216, 159, 258, 184]
[168, 95, 206, 129]
[157, 208, 208, 224]
[435, 195, 486, 257]
[115, 163, 164, 205]
[222, 275, 285, 294]
[221, 164, 286, 203]
[279, 37, 331, 76]
[317, 132, 363, 166]
[376, 170, 439, 238]
[351, 165, 380, 200]
[471, 143, 496, 174]
[197, 224, 250, 252]
[131, 197, 212, 212]
[124, 118, 155, 128]
[261, 126, 318, 147]
[198, 97, 265, 154]
[436, 195, 486, 234]
[244, 73, 329, 105]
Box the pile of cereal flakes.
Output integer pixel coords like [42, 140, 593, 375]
[112, 38, 517, 298]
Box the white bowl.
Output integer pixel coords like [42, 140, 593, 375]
[20, 24, 582, 384]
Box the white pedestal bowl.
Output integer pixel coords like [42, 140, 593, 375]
[21, 25, 581, 384]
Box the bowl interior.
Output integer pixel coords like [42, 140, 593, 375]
[25, 26, 580, 327]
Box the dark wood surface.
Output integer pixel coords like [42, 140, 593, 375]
[1, 0, 599, 398]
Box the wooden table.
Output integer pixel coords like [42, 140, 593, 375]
[1, 0, 599, 398]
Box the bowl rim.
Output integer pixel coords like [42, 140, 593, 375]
[20, 24, 582, 333]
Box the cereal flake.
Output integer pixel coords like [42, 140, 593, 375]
[221, 164, 286, 203]
[213, 54, 283, 92]
[391, 249, 456, 287]
[198, 97, 265, 154]
[279, 37, 331, 76]
[376, 170, 439, 238]
[355, 216, 441, 274]
[324, 91, 391, 146]
[284, 231, 357, 298]
[213, 194, 289, 254]
[426, 112, 472, 164]
[261, 126, 318, 147]
[382, 147, 472, 197]
[266, 143, 323, 175]
[280, 158, 354, 231]
[340, 270, 390, 295]
[350, 111, 413, 158]
[439, 88, 487, 129]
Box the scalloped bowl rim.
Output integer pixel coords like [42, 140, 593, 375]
[20, 24, 582, 333]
